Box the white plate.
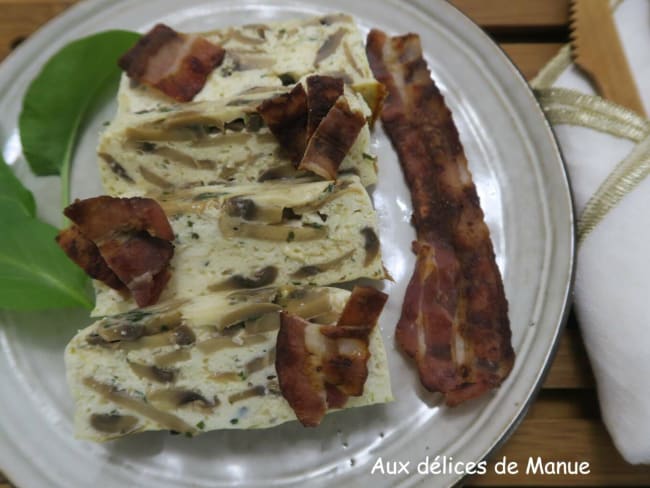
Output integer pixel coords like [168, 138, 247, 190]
[0, 1, 574, 487]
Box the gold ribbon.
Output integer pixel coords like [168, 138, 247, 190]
[535, 88, 650, 142]
[531, 0, 649, 243]
[578, 135, 650, 242]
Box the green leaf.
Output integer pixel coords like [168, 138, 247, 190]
[19, 30, 140, 207]
[0, 154, 35, 218]
[0, 214, 93, 310]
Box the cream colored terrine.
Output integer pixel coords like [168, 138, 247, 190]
[66, 286, 392, 441]
[98, 85, 378, 196]
[93, 175, 385, 316]
[116, 13, 384, 118]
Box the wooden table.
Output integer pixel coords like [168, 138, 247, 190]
[1, 1, 649, 486]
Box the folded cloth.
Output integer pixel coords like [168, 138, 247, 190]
[532, 0, 650, 464]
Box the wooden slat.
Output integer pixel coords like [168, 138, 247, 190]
[0, 1, 76, 59]
[500, 43, 563, 80]
[449, 0, 570, 29]
[525, 389, 599, 420]
[468, 418, 650, 486]
[543, 328, 595, 389]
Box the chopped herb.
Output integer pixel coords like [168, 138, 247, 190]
[187, 220, 194, 227]
[169, 430, 181, 436]
[230, 418, 239, 425]
[325, 183, 335, 193]
[160, 325, 169, 332]
[196, 421, 205, 430]
[303, 222, 324, 229]
[239, 371, 247, 381]
[191, 232, 200, 240]
[286, 231, 295, 242]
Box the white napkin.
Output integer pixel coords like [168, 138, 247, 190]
[533, 0, 650, 464]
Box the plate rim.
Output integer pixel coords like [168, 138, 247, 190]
[0, 1, 576, 487]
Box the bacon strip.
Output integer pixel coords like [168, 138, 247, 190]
[367, 30, 514, 406]
[256, 75, 364, 179]
[58, 196, 175, 308]
[275, 286, 387, 426]
[119, 24, 225, 102]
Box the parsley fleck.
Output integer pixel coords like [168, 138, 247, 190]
[191, 232, 200, 240]
[286, 231, 295, 242]
[196, 421, 205, 430]
[303, 222, 323, 229]
[230, 418, 239, 425]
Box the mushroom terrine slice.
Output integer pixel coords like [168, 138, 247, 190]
[65, 286, 392, 441]
[92, 175, 385, 316]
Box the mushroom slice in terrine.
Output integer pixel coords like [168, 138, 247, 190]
[65, 286, 392, 441]
[92, 175, 385, 316]
[98, 84, 377, 195]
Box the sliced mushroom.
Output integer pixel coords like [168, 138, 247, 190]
[245, 313, 280, 334]
[90, 413, 139, 434]
[277, 288, 334, 320]
[314, 28, 347, 66]
[83, 378, 194, 434]
[209, 266, 278, 292]
[154, 146, 216, 169]
[197, 333, 268, 354]
[154, 348, 191, 367]
[149, 389, 218, 410]
[245, 348, 276, 375]
[230, 52, 276, 71]
[99, 153, 134, 183]
[257, 164, 299, 182]
[219, 216, 327, 242]
[212, 372, 242, 383]
[128, 361, 176, 383]
[228, 385, 266, 403]
[218, 303, 282, 329]
[139, 166, 173, 189]
[290, 250, 354, 279]
[361, 227, 380, 266]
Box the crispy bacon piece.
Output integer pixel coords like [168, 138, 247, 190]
[306, 75, 343, 138]
[257, 83, 308, 162]
[119, 24, 225, 102]
[256, 75, 364, 179]
[275, 286, 387, 426]
[299, 97, 365, 180]
[367, 30, 514, 406]
[56, 226, 125, 292]
[58, 196, 174, 308]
